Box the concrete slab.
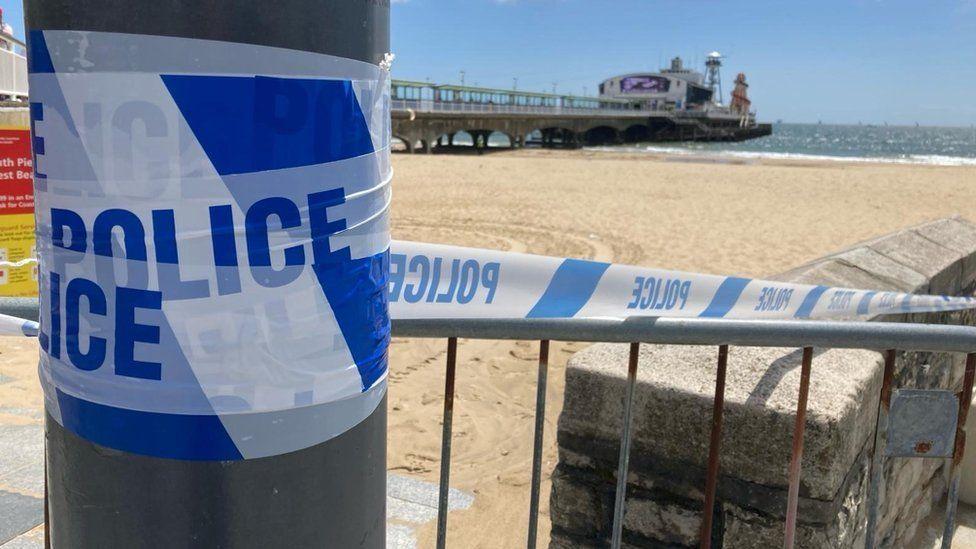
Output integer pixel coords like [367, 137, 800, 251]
[386, 472, 474, 547]
[0, 490, 43, 545]
[0, 526, 43, 549]
[0, 424, 44, 497]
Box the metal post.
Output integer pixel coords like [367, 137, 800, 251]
[942, 353, 976, 548]
[611, 342, 641, 549]
[784, 347, 814, 549]
[527, 340, 550, 549]
[865, 349, 897, 548]
[699, 345, 729, 549]
[43, 440, 49, 549]
[437, 337, 459, 549]
[27, 1, 390, 547]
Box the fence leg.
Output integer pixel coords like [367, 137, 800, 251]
[436, 337, 459, 549]
[865, 349, 897, 548]
[526, 340, 550, 549]
[864, 349, 895, 549]
[942, 353, 976, 549]
[611, 342, 641, 549]
[783, 347, 814, 549]
[699, 345, 729, 549]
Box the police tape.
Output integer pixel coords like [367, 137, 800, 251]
[29, 29, 393, 460]
[388, 241, 976, 320]
[0, 312, 39, 337]
[8, 239, 973, 341]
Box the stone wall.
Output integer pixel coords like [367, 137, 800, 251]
[550, 216, 976, 548]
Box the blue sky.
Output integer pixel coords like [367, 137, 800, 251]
[4, 0, 975, 125]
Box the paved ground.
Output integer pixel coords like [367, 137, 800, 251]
[0, 406, 472, 549]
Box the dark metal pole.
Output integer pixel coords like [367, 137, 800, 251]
[437, 337, 459, 549]
[942, 353, 976, 548]
[865, 349, 897, 548]
[611, 342, 641, 549]
[527, 339, 550, 549]
[699, 345, 729, 549]
[26, 2, 390, 548]
[783, 347, 814, 549]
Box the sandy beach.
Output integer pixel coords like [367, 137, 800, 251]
[385, 149, 976, 547]
[2, 149, 976, 547]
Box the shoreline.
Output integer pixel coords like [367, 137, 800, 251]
[581, 144, 976, 167]
[396, 144, 976, 168]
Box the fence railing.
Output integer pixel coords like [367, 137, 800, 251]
[392, 98, 656, 118]
[0, 46, 28, 99]
[392, 316, 976, 549]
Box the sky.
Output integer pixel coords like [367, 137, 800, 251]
[4, 0, 975, 126]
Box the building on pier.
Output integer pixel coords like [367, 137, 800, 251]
[597, 57, 716, 112]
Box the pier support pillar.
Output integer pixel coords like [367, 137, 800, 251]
[26, 1, 390, 547]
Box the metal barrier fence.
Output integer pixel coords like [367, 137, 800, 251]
[3, 294, 974, 547]
[392, 316, 976, 549]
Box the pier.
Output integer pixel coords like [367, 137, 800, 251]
[391, 80, 772, 153]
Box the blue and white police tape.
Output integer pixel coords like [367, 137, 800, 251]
[14, 238, 974, 343]
[388, 241, 976, 320]
[0, 312, 39, 337]
[29, 30, 392, 460]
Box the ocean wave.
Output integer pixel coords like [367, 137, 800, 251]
[584, 146, 976, 166]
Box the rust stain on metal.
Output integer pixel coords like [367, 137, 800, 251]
[914, 441, 933, 454]
[880, 350, 896, 411]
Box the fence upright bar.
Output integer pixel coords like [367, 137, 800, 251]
[437, 337, 459, 549]
[527, 340, 550, 549]
[941, 352, 976, 549]
[783, 347, 814, 549]
[611, 342, 641, 549]
[865, 349, 897, 548]
[699, 345, 730, 549]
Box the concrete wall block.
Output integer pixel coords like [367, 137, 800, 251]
[779, 257, 906, 293]
[562, 343, 883, 501]
[549, 467, 610, 540]
[831, 247, 929, 293]
[721, 504, 849, 549]
[914, 217, 976, 289]
[867, 229, 963, 295]
[621, 496, 702, 546]
[549, 533, 604, 549]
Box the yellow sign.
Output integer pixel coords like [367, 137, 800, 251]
[0, 109, 37, 297]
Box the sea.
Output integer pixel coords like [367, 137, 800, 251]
[586, 123, 976, 166]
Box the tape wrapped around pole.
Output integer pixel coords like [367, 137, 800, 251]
[25, 1, 390, 547]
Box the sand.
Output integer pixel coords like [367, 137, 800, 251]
[386, 149, 976, 548]
[2, 149, 976, 547]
